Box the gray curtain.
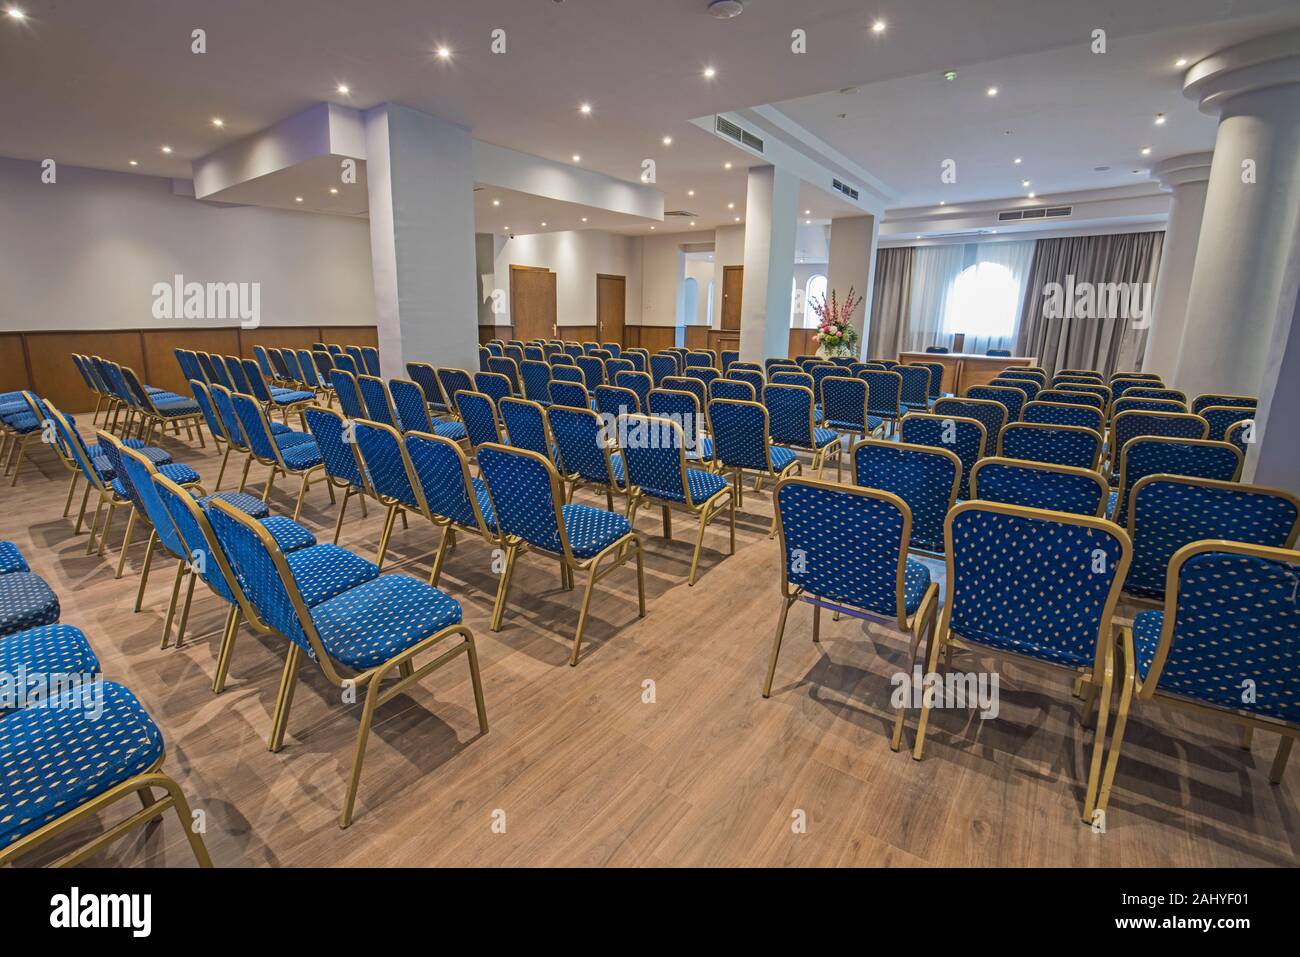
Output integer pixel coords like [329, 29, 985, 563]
[867, 246, 914, 359]
[1015, 231, 1164, 376]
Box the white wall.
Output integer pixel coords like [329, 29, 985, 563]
[638, 231, 698, 328]
[483, 229, 642, 328]
[684, 259, 714, 326]
[711, 224, 746, 328]
[0, 156, 376, 330]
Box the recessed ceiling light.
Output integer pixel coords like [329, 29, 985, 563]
[572, 154, 581, 162]
[650, 225, 656, 230]
[581, 217, 588, 222]
[916, 235, 922, 240]
[1027, 192, 1036, 198]
[803, 209, 810, 215]
[690, 221, 696, 226]
[1013, 157, 1022, 164]
[160, 145, 172, 154]
[805, 219, 812, 224]
[492, 199, 500, 206]
[706, 1, 745, 19]
[1140, 146, 1152, 156]
[1021, 179, 1031, 187]
[1154, 112, 1166, 125]
[734, 216, 740, 222]
[436, 47, 451, 59]
[990, 229, 998, 234]
[687, 189, 695, 196]
[128, 160, 138, 166]
[871, 20, 886, 33]
[987, 86, 999, 97]
[723, 161, 732, 169]
[579, 102, 592, 114]
[728, 202, 735, 209]
[943, 70, 958, 81]
[938, 200, 945, 205]
[703, 66, 716, 79]
[504, 226, 510, 230]
[662, 136, 673, 146]
[329, 187, 339, 194]
[337, 84, 350, 95]
[294, 196, 303, 203]
[211, 118, 224, 128]
[5, 6, 25, 20]
[1175, 57, 1188, 67]
[540, 221, 547, 227]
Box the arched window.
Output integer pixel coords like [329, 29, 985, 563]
[803, 274, 828, 329]
[942, 262, 1018, 340]
[683, 277, 699, 327]
[706, 280, 715, 327]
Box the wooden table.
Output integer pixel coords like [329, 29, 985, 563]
[897, 352, 1038, 394]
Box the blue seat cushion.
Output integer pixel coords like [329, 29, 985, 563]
[686, 468, 728, 503]
[0, 681, 164, 850]
[0, 624, 100, 712]
[2, 413, 39, 434]
[0, 573, 60, 638]
[686, 435, 714, 462]
[285, 544, 380, 607]
[769, 446, 799, 472]
[561, 504, 632, 558]
[273, 431, 317, 450]
[268, 421, 296, 436]
[278, 440, 323, 471]
[260, 516, 317, 552]
[199, 490, 271, 520]
[432, 420, 468, 442]
[271, 389, 315, 405]
[0, 542, 28, 575]
[111, 462, 200, 499]
[153, 398, 201, 416]
[310, 575, 463, 669]
[1132, 609, 1164, 682]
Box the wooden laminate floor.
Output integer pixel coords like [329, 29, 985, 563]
[4, 417, 1298, 867]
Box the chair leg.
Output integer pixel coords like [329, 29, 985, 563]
[332, 486, 352, 545]
[1081, 645, 1115, 824]
[688, 509, 709, 586]
[133, 531, 158, 611]
[340, 673, 385, 829]
[1240, 726, 1254, 750]
[1093, 642, 1134, 823]
[114, 510, 138, 579]
[97, 501, 118, 556]
[74, 481, 93, 534]
[489, 543, 519, 632]
[161, 563, 185, 649]
[428, 524, 453, 586]
[375, 503, 399, 569]
[465, 633, 490, 734]
[85, 492, 108, 554]
[262, 465, 277, 503]
[292, 471, 310, 522]
[214, 444, 232, 491]
[1269, 735, 1293, 785]
[267, 644, 302, 752]
[634, 538, 646, 618]
[911, 619, 948, 761]
[9, 434, 30, 486]
[812, 602, 821, 643]
[212, 605, 242, 693]
[63, 472, 79, 517]
[570, 561, 601, 666]
[173, 570, 198, 649]
[761, 595, 798, 698]
[237, 454, 253, 493]
[661, 505, 672, 539]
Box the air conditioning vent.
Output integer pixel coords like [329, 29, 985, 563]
[714, 116, 764, 153]
[1021, 208, 1046, 220]
[1045, 205, 1072, 218]
[997, 209, 1024, 222]
[832, 178, 860, 201]
[664, 209, 697, 217]
[996, 204, 1072, 223]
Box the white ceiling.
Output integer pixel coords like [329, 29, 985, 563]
[2, 0, 1296, 232]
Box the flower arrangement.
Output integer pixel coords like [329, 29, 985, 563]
[810, 286, 862, 358]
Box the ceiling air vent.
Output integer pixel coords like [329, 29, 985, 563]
[1045, 205, 1073, 218]
[715, 116, 764, 153]
[832, 178, 859, 201]
[998, 205, 1073, 223]
[664, 210, 697, 217]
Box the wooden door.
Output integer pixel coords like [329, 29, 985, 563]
[721, 265, 743, 331]
[596, 274, 626, 345]
[510, 265, 557, 341]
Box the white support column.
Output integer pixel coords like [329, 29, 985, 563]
[1246, 213, 1300, 489]
[739, 165, 800, 363]
[826, 214, 879, 360]
[1143, 153, 1212, 380]
[364, 104, 479, 376]
[1173, 32, 1300, 399]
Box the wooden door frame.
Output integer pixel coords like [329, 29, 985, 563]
[721, 265, 744, 331]
[509, 264, 556, 340]
[595, 272, 627, 345]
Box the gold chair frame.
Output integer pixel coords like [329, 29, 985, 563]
[969, 456, 1110, 518]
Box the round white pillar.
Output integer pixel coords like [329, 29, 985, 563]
[1173, 31, 1300, 399]
[1143, 153, 1212, 381]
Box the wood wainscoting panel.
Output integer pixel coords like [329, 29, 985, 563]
[322, 325, 380, 349]
[0, 333, 31, 395]
[143, 327, 241, 395]
[557, 325, 598, 343]
[684, 326, 711, 351]
[28, 331, 146, 412]
[478, 325, 513, 344]
[788, 329, 818, 359]
[239, 326, 324, 360]
[628, 326, 675, 354]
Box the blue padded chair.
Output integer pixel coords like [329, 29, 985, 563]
[548, 380, 592, 411]
[0, 540, 27, 575]
[550, 363, 585, 385]
[604, 358, 634, 381]
[1127, 387, 1186, 404]
[406, 430, 501, 585]
[1191, 393, 1256, 417]
[524, 345, 545, 362]
[990, 376, 1041, 402]
[499, 397, 562, 471]
[615, 370, 653, 414]
[685, 351, 714, 369]
[1199, 405, 1255, 442]
[206, 496, 487, 828]
[662, 376, 709, 424]
[648, 388, 713, 467]
[852, 439, 959, 554]
[295, 349, 326, 398]
[933, 396, 1008, 454]
[821, 375, 883, 445]
[252, 344, 276, 380]
[280, 349, 307, 387]
[0, 677, 213, 867]
[230, 392, 325, 520]
[563, 343, 585, 361]
[1108, 410, 1209, 480]
[474, 371, 513, 407]
[896, 366, 932, 414]
[1111, 397, 1186, 419]
[1037, 388, 1104, 412]
[118, 365, 205, 448]
[0, 622, 98, 716]
[548, 405, 629, 512]
[913, 361, 948, 403]
[360, 346, 381, 377]
[303, 405, 375, 544]
[576, 355, 606, 391]
[1023, 400, 1104, 432]
[1056, 382, 1112, 410]
[721, 350, 740, 373]
[389, 377, 467, 444]
[621, 413, 735, 585]
[763, 477, 940, 736]
[729, 368, 765, 397]
[595, 384, 641, 419]
[435, 368, 474, 417]
[477, 345, 492, 372]
[1109, 377, 1157, 400]
[763, 383, 842, 480]
[240, 358, 314, 426]
[475, 442, 645, 664]
[967, 383, 1025, 423]
[487, 356, 522, 395]
[520, 359, 553, 406]
[770, 370, 813, 389]
[0, 568, 59, 637]
[326, 343, 344, 356]
[908, 500, 1131, 825]
[709, 378, 756, 403]
[405, 361, 451, 416]
[650, 353, 678, 386]
[344, 344, 367, 373]
[1110, 436, 1242, 523]
[1000, 368, 1048, 388]
[1053, 373, 1105, 388]
[1100, 540, 1300, 822]
[999, 422, 1103, 471]
[969, 457, 1108, 517]
[623, 348, 649, 373]
[685, 367, 721, 388]
[581, 341, 600, 356]
[454, 390, 503, 451]
[209, 383, 314, 492]
[707, 398, 801, 523]
[331, 350, 359, 382]
[357, 374, 398, 427]
[900, 412, 987, 500]
[1122, 475, 1298, 603]
[859, 369, 903, 437]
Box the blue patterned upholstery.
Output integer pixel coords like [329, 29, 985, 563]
[649, 354, 677, 386]
[859, 370, 903, 422]
[285, 544, 381, 607]
[947, 506, 1125, 668]
[710, 379, 755, 403]
[309, 574, 463, 670]
[487, 357, 522, 394]
[360, 346, 380, 377]
[1000, 422, 1101, 470]
[404, 363, 447, 412]
[548, 406, 625, 491]
[476, 445, 569, 555]
[897, 365, 932, 412]
[331, 370, 366, 420]
[621, 415, 692, 504]
[1124, 478, 1297, 600]
[1023, 400, 1103, 431]
[709, 400, 792, 475]
[764, 384, 837, 451]
[971, 459, 1105, 516]
[1000, 369, 1047, 388]
[595, 385, 641, 419]
[242, 358, 312, 407]
[0, 680, 164, 850]
[474, 372, 514, 407]
[990, 377, 1041, 401]
[900, 413, 986, 499]
[110, 461, 198, 498]
[663, 376, 708, 415]
[1132, 550, 1300, 722]
[648, 390, 710, 461]
[1114, 437, 1239, 519]
[776, 480, 929, 617]
[1192, 394, 1256, 417]
[0, 624, 99, 713]
[967, 384, 1024, 423]
[1037, 388, 1103, 411]
[852, 441, 957, 553]
[388, 378, 432, 433]
[1127, 387, 1185, 403]
[358, 376, 397, 426]
[520, 360, 553, 405]
[548, 381, 591, 410]
[575, 356, 606, 390]
[614, 371, 652, 413]
[550, 364, 584, 384]
[1111, 397, 1186, 418]
[0, 572, 60, 638]
[822, 376, 879, 435]
[304, 406, 366, 491]
[770, 371, 813, 388]
[561, 505, 634, 558]
[1200, 405, 1255, 442]
[353, 420, 420, 511]
[0, 542, 28, 575]
[500, 398, 559, 466]
[1112, 411, 1208, 470]
[455, 391, 501, 449]
[406, 433, 497, 533]
[933, 397, 1007, 451]
[434, 368, 473, 412]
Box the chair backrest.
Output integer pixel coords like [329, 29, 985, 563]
[331, 352, 359, 378]
[116, 442, 189, 560]
[519, 359, 553, 404]
[966, 383, 1025, 422]
[231, 391, 281, 462]
[859, 369, 903, 420]
[615, 370, 653, 412]
[474, 371, 513, 406]
[763, 384, 818, 447]
[1199, 404, 1256, 441]
[488, 356, 522, 393]
[524, 345, 545, 362]
[1057, 385, 1113, 408]
[1127, 387, 1185, 403]
[152, 472, 244, 608]
[360, 346, 380, 376]
[900, 412, 986, 499]
[303, 405, 366, 490]
[821, 376, 868, 432]
[896, 365, 931, 408]
[353, 419, 422, 511]
[721, 350, 740, 373]
[1140, 541, 1300, 722]
[331, 369, 366, 420]
[1113, 436, 1242, 521]
[933, 397, 1007, 449]
[710, 378, 756, 403]
[708, 398, 780, 473]
[174, 349, 204, 385]
[239, 358, 275, 403]
[477, 345, 492, 372]
[499, 397, 557, 465]
[1000, 368, 1048, 387]
[685, 367, 721, 387]
[358, 374, 398, 427]
[851, 439, 959, 553]
[281, 349, 306, 385]
[405, 431, 494, 536]
[547, 405, 619, 488]
[999, 422, 1103, 471]
[770, 370, 813, 389]
[604, 357, 634, 380]
[969, 457, 1108, 517]
[662, 376, 707, 415]
[389, 377, 434, 433]
[913, 362, 946, 401]
[189, 379, 228, 443]
[326, 343, 343, 356]
[221, 355, 250, 394]
[684, 351, 713, 368]
[774, 477, 915, 624]
[649, 353, 678, 385]
[267, 348, 293, 381]
[1111, 396, 1187, 417]
[406, 362, 448, 410]
[117, 366, 156, 412]
[345, 345, 366, 372]
[435, 368, 473, 409]
[1111, 410, 1209, 465]
[594, 384, 641, 419]
[575, 355, 606, 390]
[42, 403, 106, 491]
[989, 376, 1040, 402]
[312, 350, 335, 382]
[548, 381, 590, 410]
[1109, 377, 1157, 399]
[943, 501, 1129, 670]
[620, 413, 695, 505]
[252, 344, 275, 379]
[1124, 476, 1299, 601]
[1191, 393, 1256, 417]
[649, 389, 706, 453]
[454, 390, 502, 449]
[209, 384, 249, 451]
[623, 348, 649, 372]
[550, 364, 585, 384]
[295, 350, 321, 388]
[476, 443, 572, 557]
[1022, 400, 1104, 432]
[1053, 373, 1104, 387]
